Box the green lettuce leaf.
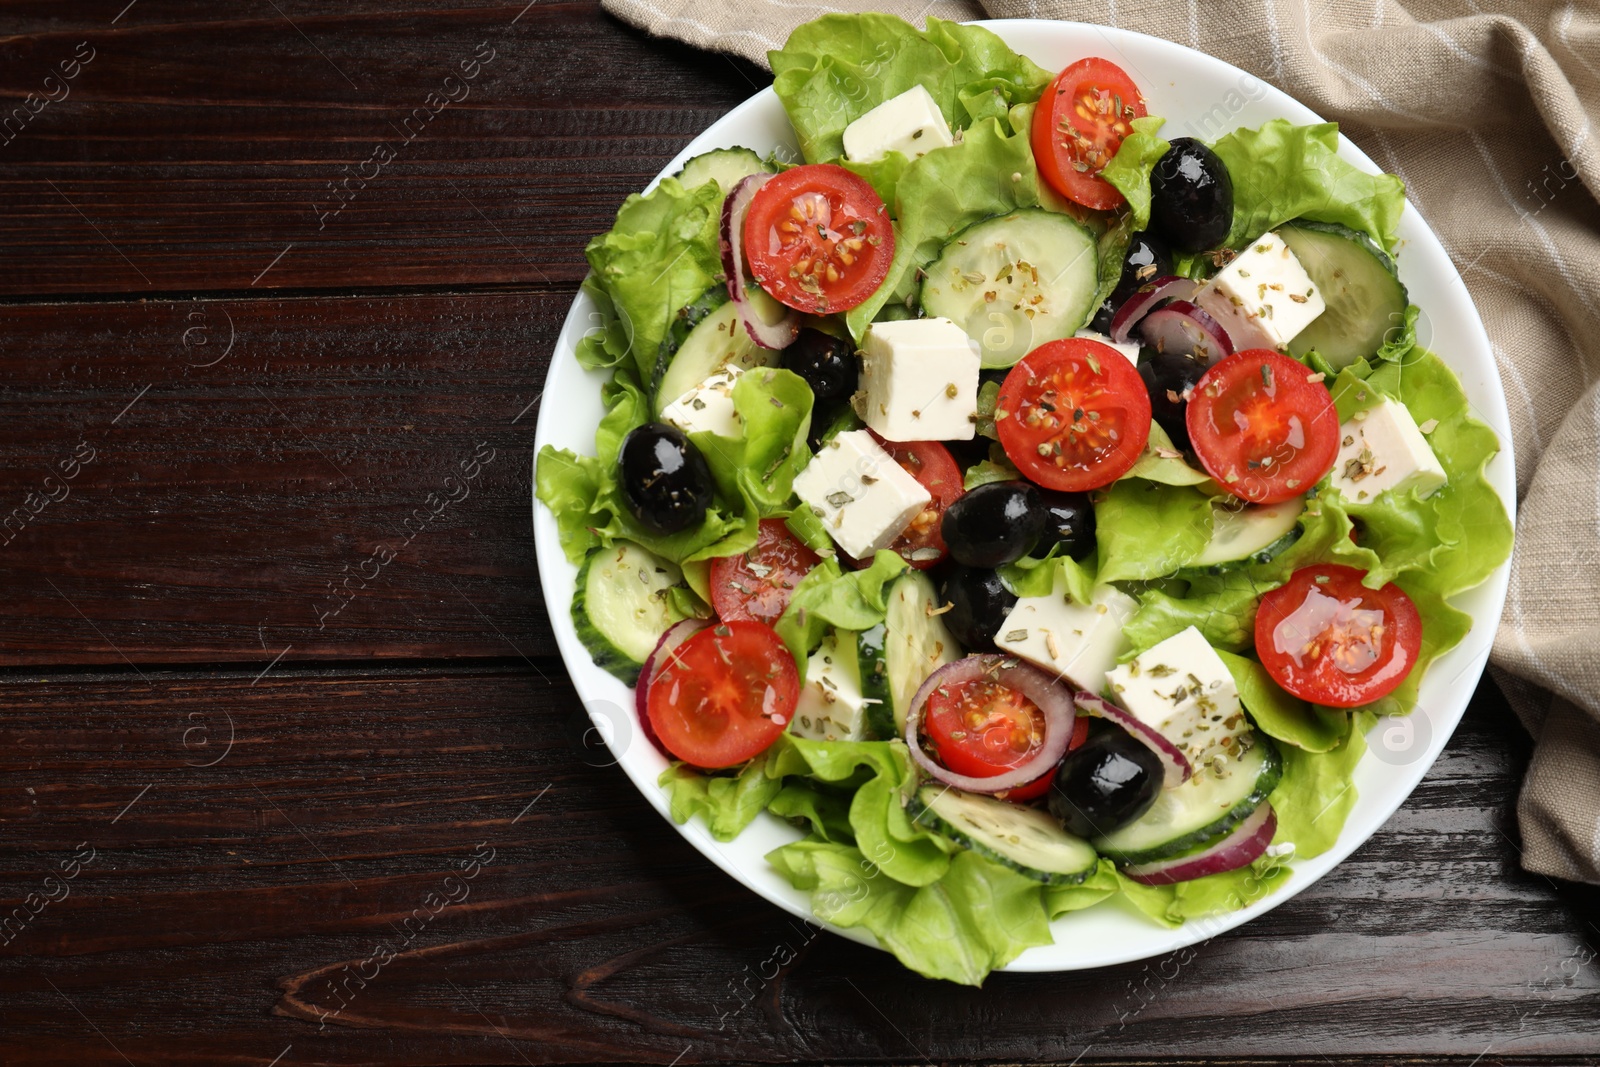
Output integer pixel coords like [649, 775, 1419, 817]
[767, 779, 856, 843]
[1043, 859, 1123, 918]
[773, 552, 910, 672]
[659, 757, 784, 842]
[1095, 480, 1214, 583]
[769, 14, 1051, 167]
[999, 549, 1097, 603]
[1217, 648, 1350, 753]
[1210, 120, 1407, 252]
[1123, 571, 1266, 654]
[1269, 720, 1368, 859]
[1101, 116, 1170, 230]
[1123, 420, 1215, 487]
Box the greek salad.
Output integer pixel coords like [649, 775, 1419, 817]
[535, 13, 1513, 984]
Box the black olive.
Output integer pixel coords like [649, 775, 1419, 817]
[939, 564, 1017, 651]
[782, 328, 858, 401]
[941, 481, 1044, 568]
[1150, 138, 1234, 253]
[1088, 230, 1174, 334]
[617, 422, 714, 536]
[1032, 489, 1096, 561]
[1049, 728, 1163, 838]
[1138, 351, 1209, 452]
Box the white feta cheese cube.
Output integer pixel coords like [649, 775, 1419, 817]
[1104, 626, 1246, 773]
[659, 368, 743, 438]
[856, 317, 981, 442]
[1074, 329, 1143, 365]
[995, 580, 1138, 694]
[1193, 231, 1327, 352]
[790, 631, 872, 742]
[842, 85, 953, 164]
[1330, 397, 1448, 502]
[793, 429, 931, 560]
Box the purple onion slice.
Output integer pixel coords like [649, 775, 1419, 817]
[904, 655, 1077, 794]
[1073, 692, 1193, 789]
[1109, 275, 1199, 344]
[1121, 802, 1277, 886]
[1135, 299, 1233, 364]
[720, 173, 800, 350]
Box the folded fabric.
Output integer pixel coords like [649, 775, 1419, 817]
[601, 0, 1600, 885]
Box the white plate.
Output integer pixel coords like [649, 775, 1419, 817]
[532, 19, 1516, 971]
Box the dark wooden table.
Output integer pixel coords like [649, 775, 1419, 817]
[1, 3, 1596, 1064]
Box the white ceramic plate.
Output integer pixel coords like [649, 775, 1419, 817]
[532, 19, 1516, 971]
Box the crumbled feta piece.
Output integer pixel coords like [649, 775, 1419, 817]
[1329, 397, 1448, 501]
[1193, 231, 1327, 352]
[842, 85, 953, 164]
[855, 317, 980, 442]
[792, 429, 931, 559]
[1104, 626, 1246, 772]
[790, 631, 871, 742]
[1074, 329, 1143, 365]
[994, 580, 1138, 693]
[660, 368, 743, 438]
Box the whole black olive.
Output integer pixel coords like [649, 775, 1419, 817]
[1032, 489, 1096, 561]
[1138, 351, 1209, 452]
[1150, 138, 1235, 253]
[939, 564, 1017, 652]
[783, 328, 858, 401]
[1049, 728, 1163, 838]
[1088, 230, 1174, 334]
[617, 422, 714, 536]
[941, 481, 1045, 568]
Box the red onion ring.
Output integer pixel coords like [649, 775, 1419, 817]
[636, 618, 709, 757]
[1073, 692, 1192, 788]
[1136, 300, 1233, 364]
[1122, 802, 1277, 886]
[904, 654, 1077, 794]
[720, 173, 800, 350]
[1109, 275, 1199, 344]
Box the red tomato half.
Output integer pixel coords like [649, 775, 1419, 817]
[646, 621, 799, 769]
[996, 338, 1151, 492]
[710, 518, 820, 625]
[1031, 58, 1147, 210]
[743, 164, 893, 315]
[875, 436, 964, 569]
[922, 676, 1048, 778]
[1187, 349, 1340, 504]
[1254, 564, 1423, 708]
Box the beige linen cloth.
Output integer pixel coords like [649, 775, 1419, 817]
[603, 0, 1600, 884]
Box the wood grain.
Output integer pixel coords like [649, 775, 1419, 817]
[1, 667, 1596, 1066]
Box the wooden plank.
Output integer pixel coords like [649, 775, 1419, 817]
[0, 1, 768, 297]
[0, 291, 567, 665]
[0, 667, 1595, 1064]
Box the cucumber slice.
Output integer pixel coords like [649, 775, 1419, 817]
[908, 785, 1099, 885]
[1092, 734, 1282, 865]
[1177, 498, 1305, 577]
[884, 571, 960, 735]
[571, 542, 691, 685]
[919, 209, 1100, 369]
[652, 293, 781, 414]
[673, 147, 772, 197]
[1279, 222, 1408, 370]
[856, 622, 895, 740]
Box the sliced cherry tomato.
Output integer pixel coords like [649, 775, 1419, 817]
[994, 717, 1090, 802]
[996, 338, 1151, 492]
[1031, 58, 1147, 211]
[711, 518, 820, 625]
[874, 435, 963, 569]
[1186, 349, 1340, 504]
[646, 620, 799, 769]
[1254, 564, 1423, 708]
[922, 676, 1048, 778]
[743, 164, 893, 315]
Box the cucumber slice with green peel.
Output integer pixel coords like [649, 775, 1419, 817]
[1279, 222, 1408, 371]
[673, 147, 772, 197]
[651, 293, 781, 414]
[1092, 734, 1282, 865]
[571, 542, 691, 686]
[1177, 498, 1305, 577]
[884, 570, 960, 735]
[856, 622, 895, 740]
[908, 785, 1100, 885]
[919, 209, 1101, 369]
